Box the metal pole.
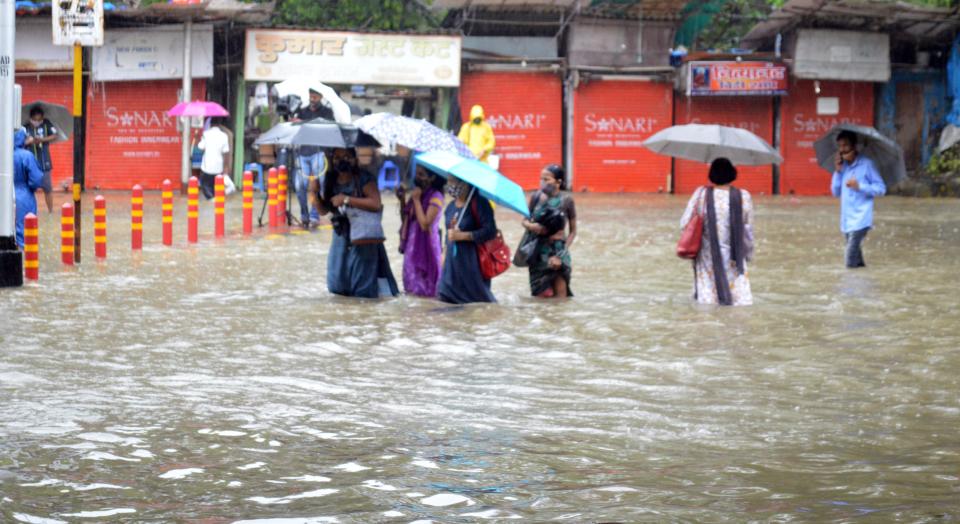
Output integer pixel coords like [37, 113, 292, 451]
[0, 0, 15, 239]
[180, 18, 193, 188]
[0, 0, 23, 287]
[72, 43, 83, 263]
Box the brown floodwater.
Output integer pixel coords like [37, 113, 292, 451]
[2, 191, 960, 523]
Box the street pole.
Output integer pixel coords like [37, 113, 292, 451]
[72, 43, 83, 263]
[180, 18, 193, 190]
[0, 0, 24, 287]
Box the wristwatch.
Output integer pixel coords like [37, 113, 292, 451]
[344, 196, 351, 207]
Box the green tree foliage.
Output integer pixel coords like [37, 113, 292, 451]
[676, 0, 781, 50]
[272, 0, 438, 31]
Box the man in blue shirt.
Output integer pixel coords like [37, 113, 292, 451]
[830, 130, 886, 268]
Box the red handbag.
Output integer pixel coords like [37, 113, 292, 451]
[471, 199, 512, 279]
[677, 189, 704, 259]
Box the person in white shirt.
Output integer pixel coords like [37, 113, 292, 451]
[197, 120, 231, 200]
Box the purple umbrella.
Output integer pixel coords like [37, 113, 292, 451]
[167, 101, 229, 117]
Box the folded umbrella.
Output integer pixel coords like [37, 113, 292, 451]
[355, 112, 475, 159]
[814, 124, 907, 187]
[21, 100, 72, 142]
[167, 100, 229, 118]
[415, 150, 529, 218]
[642, 123, 782, 165]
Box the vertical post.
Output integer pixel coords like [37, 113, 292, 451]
[242, 170, 253, 235]
[180, 18, 193, 188]
[267, 167, 278, 228]
[93, 195, 106, 259]
[214, 174, 225, 238]
[0, 0, 23, 287]
[277, 165, 288, 226]
[23, 213, 38, 280]
[72, 43, 83, 263]
[162, 179, 173, 246]
[232, 75, 247, 184]
[187, 176, 199, 243]
[61, 202, 74, 265]
[131, 184, 142, 250]
[772, 95, 782, 195]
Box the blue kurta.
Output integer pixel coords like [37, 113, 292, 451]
[437, 194, 497, 304]
[13, 129, 45, 247]
[326, 172, 399, 298]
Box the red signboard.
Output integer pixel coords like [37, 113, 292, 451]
[674, 95, 774, 195]
[573, 79, 673, 192]
[688, 61, 788, 96]
[459, 71, 563, 190]
[780, 79, 874, 195]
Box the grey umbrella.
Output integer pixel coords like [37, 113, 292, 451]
[814, 124, 907, 187]
[255, 119, 380, 148]
[21, 100, 72, 142]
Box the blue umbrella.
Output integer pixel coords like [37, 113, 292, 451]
[415, 151, 529, 218]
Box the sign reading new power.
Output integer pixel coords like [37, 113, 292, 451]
[245, 29, 461, 87]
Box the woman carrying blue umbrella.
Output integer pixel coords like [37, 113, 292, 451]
[437, 176, 498, 304]
[319, 148, 399, 298]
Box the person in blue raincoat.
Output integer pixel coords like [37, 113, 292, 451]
[14, 128, 45, 248]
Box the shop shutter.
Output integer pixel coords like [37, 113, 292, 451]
[673, 95, 774, 195]
[86, 79, 206, 190]
[572, 79, 673, 192]
[780, 79, 874, 195]
[460, 71, 563, 190]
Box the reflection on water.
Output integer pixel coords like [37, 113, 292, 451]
[2, 192, 960, 522]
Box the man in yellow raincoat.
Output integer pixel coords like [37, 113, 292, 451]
[458, 105, 496, 164]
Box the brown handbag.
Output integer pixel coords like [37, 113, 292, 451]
[677, 189, 705, 259]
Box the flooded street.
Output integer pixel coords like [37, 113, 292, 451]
[2, 192, 960, 522]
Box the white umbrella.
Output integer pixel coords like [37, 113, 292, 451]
[643, 124, 782, 165]
[273, 79, 351, 124]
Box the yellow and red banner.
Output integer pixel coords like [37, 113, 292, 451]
[687, 61, 788, 96]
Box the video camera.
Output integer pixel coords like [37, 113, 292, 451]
[275, 94, 303, 120]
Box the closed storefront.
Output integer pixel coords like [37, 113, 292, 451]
[572, 79, 673, 192]
[86, 80, 206, 190]
[459, 71, 563, 190]
[780, 79, 874, 195]
[673, 96, 774, 194]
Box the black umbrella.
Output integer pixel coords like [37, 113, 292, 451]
[289, 118, 381, 148]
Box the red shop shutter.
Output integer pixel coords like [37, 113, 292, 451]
[86, 79, 206, 190]
[573, 79, 673, 192]
[780, 80, 874, 196]
[460, 71, 563, 190]
[17, 75, 75, 191]
[674, 95, 774, 195]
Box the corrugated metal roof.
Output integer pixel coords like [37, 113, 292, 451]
[743, 0, 960, 47]
[433, 0, 687, 20]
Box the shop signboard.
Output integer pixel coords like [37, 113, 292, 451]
[52, 0, 104, 47]
[687, 61, 787, 96]
[92, 25, 214, 81]
[244, 29, 461, 87]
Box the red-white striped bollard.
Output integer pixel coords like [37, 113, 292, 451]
[94, 195, 107, 259]
[277, 165, 288, 226]
[267, 167, 278, 228]
[61, 202, 74, 265]
[242, 171, 253, 235]
[162, 179, 173, 246]
[24, 213, 38, 280]
[187, 176, 199, 244]
[214, 175, 225, 238]
[131, 185, 143, 250]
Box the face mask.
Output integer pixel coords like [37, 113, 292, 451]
[472, 117, 481, 125]
[447, 183, 464, 198]
[31, 119, 42, 127]
[415, 177, 430, 189]
[336, 160, 354, 172]
[540, 180, 559, 195]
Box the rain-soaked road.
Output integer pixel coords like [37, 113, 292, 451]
[2, 191, 960, 523]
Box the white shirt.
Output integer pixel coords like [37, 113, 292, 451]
[198, 127, 230, 175]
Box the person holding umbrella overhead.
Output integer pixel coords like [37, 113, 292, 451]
[831, 130, 886, 269]
[319, 148, 399, 299]
[437, 175, 498, 304]
[24, 106, 59, 213]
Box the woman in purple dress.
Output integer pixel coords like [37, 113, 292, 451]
[396, 165, 446, 297]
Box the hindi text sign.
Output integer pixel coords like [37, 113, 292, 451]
[688, 61, 787, 96]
